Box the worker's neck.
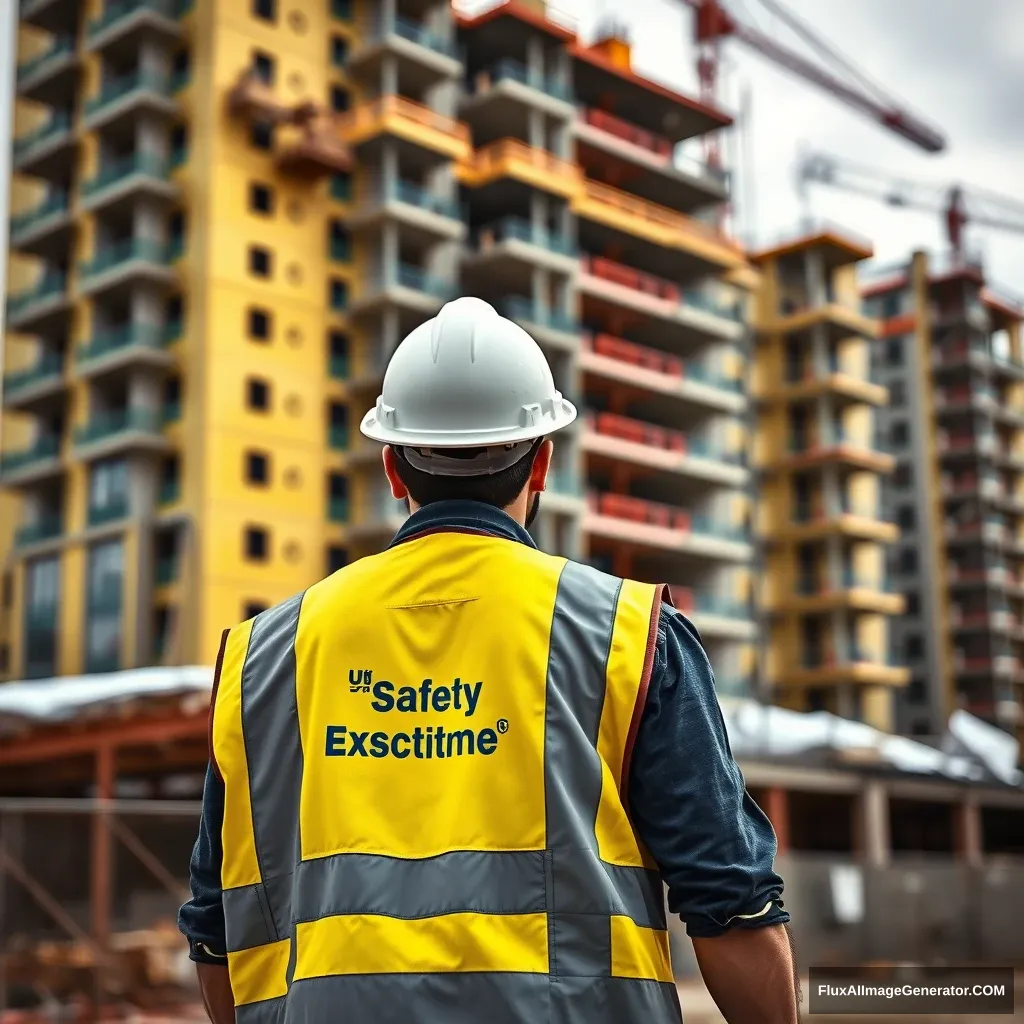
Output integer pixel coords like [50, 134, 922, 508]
[405, 495, 531, 528]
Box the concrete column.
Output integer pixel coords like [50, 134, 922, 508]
[526, 36, 544, 83]
[133, 199, 165, 244]
[804, 249, 827, 307]
[762, 787, 791, 855]
[381, 142, 398, 200]
[532, 267, 549, 317]
[129, 372, 162, 417]
[530, 192, 547, 238]
[860, 780, 890, 867]
[528, 109, 545, 150]
[955, 798, 983, 867]
[138, 39, 169, 79]
[381, 55, 398, 96]
[130, 287, 163, 329]
[382, 222, 398, 286]
[135, 115, 167, 161]
[382, 307, 400, 361]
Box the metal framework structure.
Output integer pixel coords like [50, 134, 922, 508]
[674, 0, 946, 162]
[798, 149, 1024, 258]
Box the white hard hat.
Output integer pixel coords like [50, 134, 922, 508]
[360, 297, 577, 475]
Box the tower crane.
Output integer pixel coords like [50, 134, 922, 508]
[798, 150, 1024, 260]
[669, 0, 946, 165]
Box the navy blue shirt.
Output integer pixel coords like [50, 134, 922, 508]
[179, 501, 787, 962]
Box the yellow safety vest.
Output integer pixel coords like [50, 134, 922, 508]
[211, 530, 681, 1023]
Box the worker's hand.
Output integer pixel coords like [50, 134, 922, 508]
[691, 923, 799, 1024]
[197, 962, 235, 1024]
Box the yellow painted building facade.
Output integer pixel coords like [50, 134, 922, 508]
[752, 230, 908, 730]
[3, 0, 757, 696]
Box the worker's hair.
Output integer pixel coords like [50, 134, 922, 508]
[392, 439, 542, 509]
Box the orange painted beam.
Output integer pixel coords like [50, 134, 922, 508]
[0, 710, 208, 767]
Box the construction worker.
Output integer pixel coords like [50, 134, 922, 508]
[179, 297, 798, 1024]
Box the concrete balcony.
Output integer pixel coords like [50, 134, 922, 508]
[226, 69, 301, 126]
[950, 606, 1018, 635]
[348, 180, 464, 245]
[458, 139, 581, 200]
[340, 96, 470, 163]
[502, 296, 580, 353]
[348, 14, 461, 90]
[11, 111, 75, 178]
[583, 492, 752, 562]
[764, 433, 895, 475]
[78, 238, 177, 298]
[14, 514, 64, 550]
[463, 217, 578, 277]
[938, 431, 999, 460]
[460, 59, 575, 132]
[82, 69, 177, 133]
[946, 564, 1013, 590]
[16, 36, 78, 105]
[86, 0, 189, 56]
[9, 191, 72, 259]
[754, 366, 887, 408]
[275, 110, 353, 180]
[573, 106, 727, 213]
[944, 515, 1009, 548]
[5, 272, 71, 333]
[348, 263, 453, 320]
[579, 255, 744, 351]
[20, 0, 80, 32]
[762, 301, 878, 345]
[583, 411, 747, 489]
[771, 572, 904, 616]
[80, 151, 178, 214]
[953, 654, 1019, 681]
[580, 334, 745, 416]
[573, 179, 745, 277]
[934, 384, 999, 415]
[775, 658, 909, 690]
[774, 503, 898, 545]
[73, 407, 169, 460]
[2, 351, 66, 412]
[670, 587, 757, 641]
[88, 496, 131, 528]
[76, 323, 178, 379]
[0, 436, 62, 487]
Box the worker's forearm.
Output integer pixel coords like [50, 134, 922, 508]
[692, 924, 799, 1024]
[197, 963, 235, 1024]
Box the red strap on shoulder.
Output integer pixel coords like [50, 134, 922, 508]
[621, 583, 667, 808]
[208, 628, 231, 781]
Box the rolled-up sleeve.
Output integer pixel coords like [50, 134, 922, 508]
[628, 604, 789, 938]
[178, 763, 229, 963]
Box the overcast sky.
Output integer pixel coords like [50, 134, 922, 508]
[2, 1, 1022, 300]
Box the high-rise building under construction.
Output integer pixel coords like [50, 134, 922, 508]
[750, 227, 907, 731]
[1, 0, 759, 690]
[863, 253, 1024, 741]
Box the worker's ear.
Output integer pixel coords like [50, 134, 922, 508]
[382, 446, 410, 500]
[530, 439, 553, 492]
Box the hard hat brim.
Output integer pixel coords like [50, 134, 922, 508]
[360, 398, 578, 448]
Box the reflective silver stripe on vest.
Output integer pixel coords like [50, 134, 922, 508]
[235, 593, 304, 958]
[542, 561, 665, 978]
[235, 997, 286, 1024]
